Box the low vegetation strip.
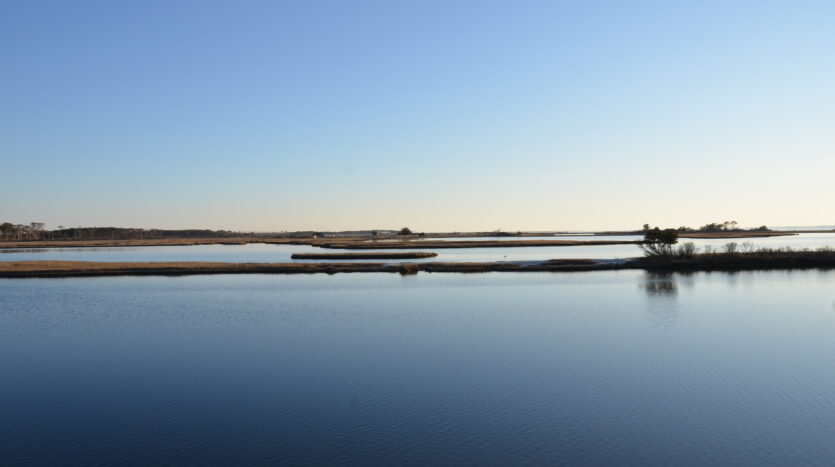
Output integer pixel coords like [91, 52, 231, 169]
[313, 240, 640, 249]
[0, 261, 402, 277]
[0, 260, 619, 277]
[0, 230, 809, 249]
[0, 238, 638, 250]
[637, 248, 835, 270]
[677, 232, 796, 239]
[291, 252, 438, 260]
[5, 252, 835, 278]
[0, 238, 307, 249]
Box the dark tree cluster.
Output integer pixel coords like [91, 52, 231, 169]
[668, 221, 770, 233]
[0, 222, 45, 240]
[0, 223, 253, 241]
[639, 226, 679, 257]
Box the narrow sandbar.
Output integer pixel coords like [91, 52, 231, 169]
[291, 252, 437, 260]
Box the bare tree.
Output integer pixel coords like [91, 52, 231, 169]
[30, 222, 45, 240]
[0, 222, 14, 240]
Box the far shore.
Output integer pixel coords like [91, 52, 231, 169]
[676, 231, 796, 239]
[0, 237, 639, 250]
[0, 230, 818, 250]
[314, 239, 640, 249]
[0, 237, 305, 249]
[593, 231, 799, 238]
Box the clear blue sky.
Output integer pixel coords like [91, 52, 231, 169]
[2, 0, 834, 231]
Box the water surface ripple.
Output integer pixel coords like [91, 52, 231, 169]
[2, 271, 835, 465]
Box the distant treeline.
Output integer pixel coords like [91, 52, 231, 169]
[49, 228, 252, 241]
[0, 222, 399, 241]
[0, 223, 257, 241]
[1, 222, 47, 240]
[643, 221, 769, 233]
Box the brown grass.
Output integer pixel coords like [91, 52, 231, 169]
[0, 238, 306, 249]
[0, 236, 622, 250]
[639, 248, 835, 270]
[313, 239, 639, 249]
[0, 261, 396, 277]
[0, 231, 804, 250]
[4, 252, 835, 278]
[292, 252, 437, 260]
[0, 233, 640, 250]
[677, 232, 796, 239]
[0, 259, 625, 277]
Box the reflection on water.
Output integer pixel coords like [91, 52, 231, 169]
[3, 270, 835, 465]
[642, 271, 678, 296]
[641, 271, 679, 328]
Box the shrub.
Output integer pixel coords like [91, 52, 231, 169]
[645, 228, 679, 244]
[399, 227, 413, 236]
[676, 242, 698, 258]
[639, 227, 679, 257]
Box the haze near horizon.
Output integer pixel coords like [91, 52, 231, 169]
[2, 0, 834, 231]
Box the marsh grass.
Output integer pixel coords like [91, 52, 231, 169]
[292, 252, 437, 260]
[639, 244, 835, 269]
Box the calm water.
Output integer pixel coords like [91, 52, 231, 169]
[2, 271, 835, 465]
[411, 235, 618, 241]
[4, 233, 835, 264]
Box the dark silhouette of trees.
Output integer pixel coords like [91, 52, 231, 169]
[0, 223, 14, 240]
[656, 221, 771, 234]
[699, 220, 741, 232]
[0, 222, 45, 240]
[639, 227, 679, 257]
[0, 223, 263, 241]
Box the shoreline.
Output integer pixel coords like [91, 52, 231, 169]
[0, 238, 638, 250]
[313, 239, 640, 249]
[676, 232, 797, 239]
[3, 254, 835, 278]
[0, 260, 618, 278]
[291, 252, 437, 259]
[0, 230, 813, 250]
[0, 238, 307, 249]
